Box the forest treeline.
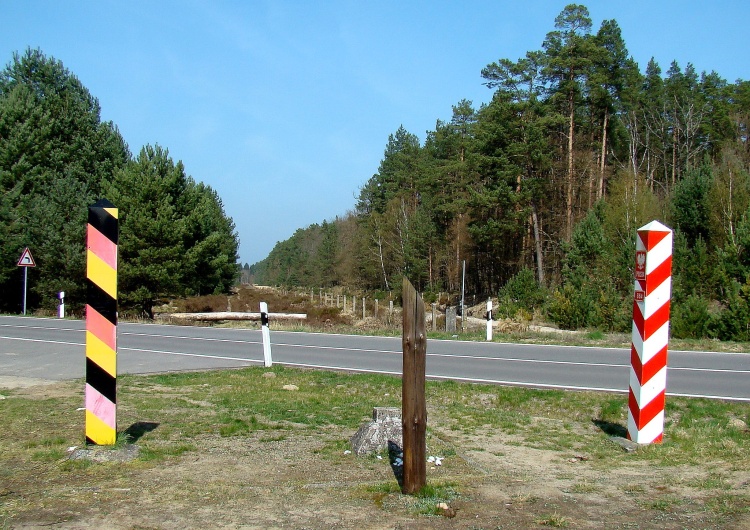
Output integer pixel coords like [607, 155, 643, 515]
[251, 4, 750, 341]
[0, 49, 239, 317]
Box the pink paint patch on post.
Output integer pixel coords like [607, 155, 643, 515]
[86, 383, 116, 429]
[86, 304, 116, 350]
[87, 224, 117, 270]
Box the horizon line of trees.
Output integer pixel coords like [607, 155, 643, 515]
[251, 4, 750, 341]
[0, 48, 240, 317]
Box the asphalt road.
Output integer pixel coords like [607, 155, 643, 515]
[0, 315, 748, 401]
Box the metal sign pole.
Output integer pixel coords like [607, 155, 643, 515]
[17, 247, 36, 315]
[22, 267, 27, 315]
[460, 260, 466, 333]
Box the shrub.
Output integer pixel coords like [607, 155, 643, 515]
[671, 295, 713, 339]
[546, 284, 595, 330]
[181, 294, 228, 313]
[712, 281, 750, 341]
[497, 268, 545, 318]
[593, 281, 631, 332]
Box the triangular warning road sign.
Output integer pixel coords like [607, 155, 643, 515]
[17, 247, 36, 267]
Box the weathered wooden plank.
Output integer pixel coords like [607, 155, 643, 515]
[157, 312, 307, 321]
[401, 277, 427, 494]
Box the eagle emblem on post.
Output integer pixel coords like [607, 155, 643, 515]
[635, 250, 647, 280]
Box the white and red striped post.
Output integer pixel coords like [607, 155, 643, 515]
[628, 220, 673, 444]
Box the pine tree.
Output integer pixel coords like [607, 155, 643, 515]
[101, 146, 185, 317]
[0, 48, 129, 312]
[542, 4, 596, 240]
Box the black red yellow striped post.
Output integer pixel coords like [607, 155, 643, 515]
[85, 199, 118, 445]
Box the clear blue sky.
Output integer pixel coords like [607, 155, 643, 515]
[3, 1, 748, 265]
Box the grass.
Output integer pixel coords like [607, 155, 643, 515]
[569, 480, 600, 494]
[537, 512, 571, 527]
[252, 318, 750, 354]
[586, 330, 606, 340]
[364, 481, 459, 516]
[1, 365, 749, 526]
[3, 369, 748, 471]
[411, 482, 460, 515]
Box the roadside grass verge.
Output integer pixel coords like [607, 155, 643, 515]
[214, 317, 750, 353]
[1, 366, 749, 526]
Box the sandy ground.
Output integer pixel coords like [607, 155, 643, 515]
[3, 380, 750, 530]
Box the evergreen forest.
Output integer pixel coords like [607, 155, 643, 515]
[251, 4, 750, 341]
[0, 49, 239, 317]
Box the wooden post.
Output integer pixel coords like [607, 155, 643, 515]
[431, 303, 437, 332]
[401, 277, 427, 494]
[362, 297, 366, 319]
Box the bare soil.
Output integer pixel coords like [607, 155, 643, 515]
[7, 286, 750, 528]
[4, 380, 750, 530]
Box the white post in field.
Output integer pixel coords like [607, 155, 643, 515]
[260, 302, 272, 367]
[486, 299, 493, 341]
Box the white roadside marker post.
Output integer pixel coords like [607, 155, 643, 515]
[486, 299, 493, 341]
[260, 302, 272, 367]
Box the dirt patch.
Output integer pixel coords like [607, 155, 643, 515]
[0, 376, 60, 389]
[3, 380, 749, 529]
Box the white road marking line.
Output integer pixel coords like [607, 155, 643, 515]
[1, 335, 748, 374]
[2, 331, 747, 400]
[119, 347, 259, 364]
[257, 361, 750, 403]
[0, 335, 83, 346]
